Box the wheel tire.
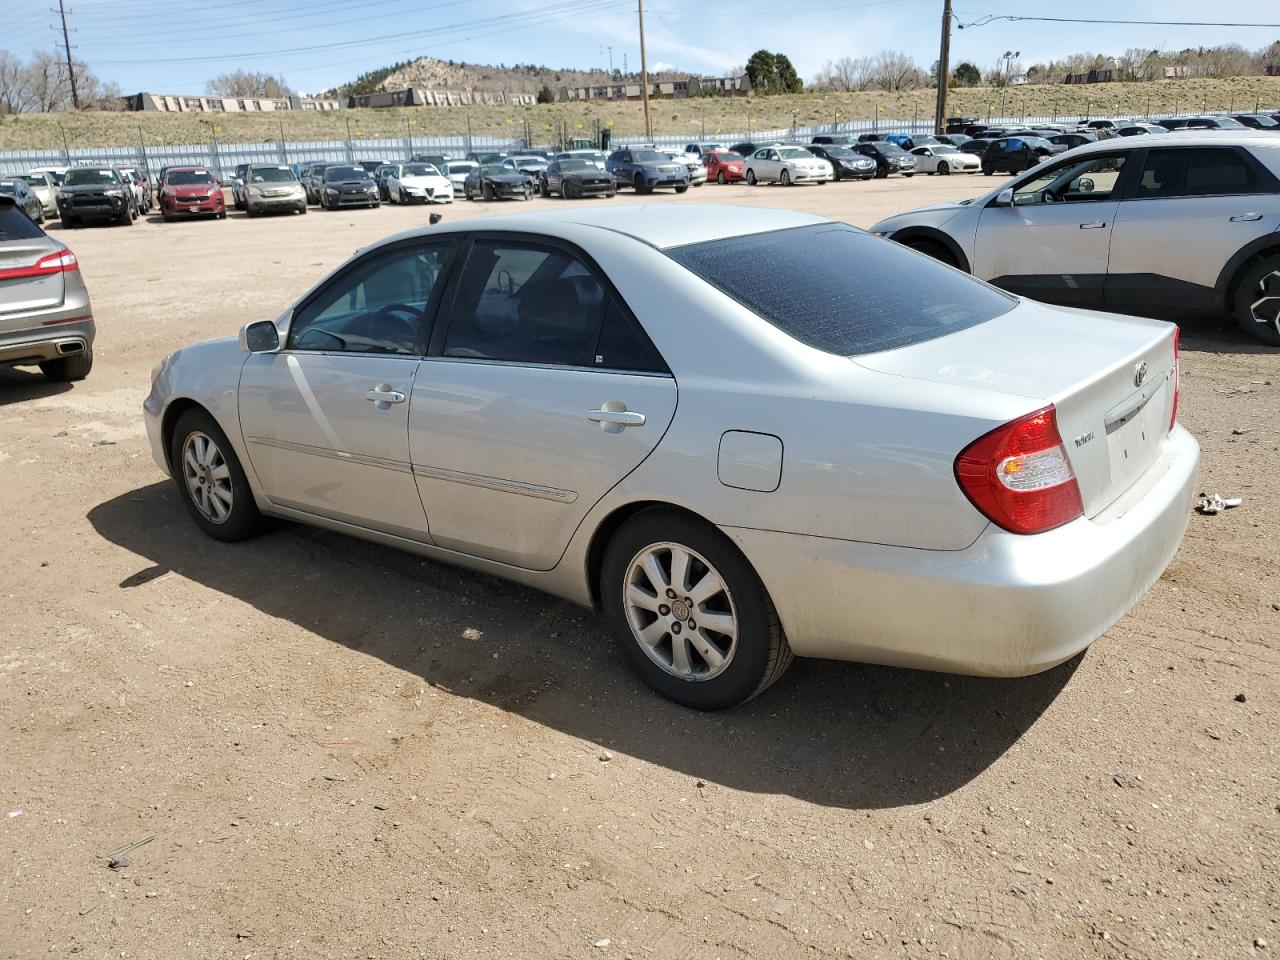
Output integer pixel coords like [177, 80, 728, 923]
[246, 205, 257, 218]
[780, 169, 791, 186]
[601, 509, 793, 710]
[1232, 254, 1280, 347]
[217, 210, 227, 219]
[299, 205, 307, 215]
[717, 170, 726, 185]
[606, 188, 616, 198]
[169, 407, 266, 543]
[161, 213, 173, 223]
[634, 174, 652, 195]
[39, 347, 92, 382]
[746, 169, 757, 185]
[983, 165, 994, 176]
[906, 239, 958, 268]
[116, 204, 132, 226]
[484, 183, 495, 201]
[523, 184, 533, 201]
[674, 184, 688, 194]
[874, 167, 888, 179]
[938, 162, 950, 175]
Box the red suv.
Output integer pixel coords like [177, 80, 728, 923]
[159, 166, 225, 221]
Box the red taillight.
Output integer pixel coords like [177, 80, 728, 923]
[1169, 327, 1180, 432]
[954, 405, 1085, 535]
[0, 248, 78, 281]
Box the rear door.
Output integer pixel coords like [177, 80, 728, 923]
[1106, 145, 1280, 316]
[972, 150, 1133, 307]
[0, 204, 63, 329]
[408, 234, 676, 570]
[238, 237, 459, 540]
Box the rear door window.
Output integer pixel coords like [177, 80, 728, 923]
[665, 224, 1014, 356]
[1130, 147, 1279, 199]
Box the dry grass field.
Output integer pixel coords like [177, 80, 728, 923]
[2, 75, 1279, 149]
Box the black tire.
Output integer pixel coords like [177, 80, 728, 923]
[246, 205, 257, 218]
[717, 170, 726, 185]
[874, 167, 888, 179]
[634, 174, 652, 195]
[116, 203, 133, 226]
[606, 188, 616, 198]
[938, 162, 950, 175]
[483, 183, 493, 201]
[903, 172, 914, 178]
[168, 407, 265, 543]
[539, 179, 549, 197]
[906, 238, 958, 268]
[746, 169, 757, 185]
[39, 347, 92, 382]
[983, 165, 994, 176]
[217, 210, 227, 219]
[63, 215, 78, 228]
[601, 509, 792, 710]
[299, 205, 307, 215]
[674, 184, 688, 194]
[1232, 253, 1280, 347]
[780, 169, 791, 187]
[523, 184, 532, 201]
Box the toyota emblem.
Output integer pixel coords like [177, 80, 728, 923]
[1134, 360, 1148, 387]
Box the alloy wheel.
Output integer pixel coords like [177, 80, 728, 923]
[181, 431, 233, 524]
[622, 542, 738, 682]
[1251, 269, 1280, 337]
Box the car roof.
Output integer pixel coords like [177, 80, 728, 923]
[1062, 130, 1280, 154]
[395, 204, 829, 250]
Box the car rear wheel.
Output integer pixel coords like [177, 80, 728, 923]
[601, 509, 792, 710]
[169, 408, 265, 543]
[39, 348, 92, 383]
[1233, 254, 1280, 347]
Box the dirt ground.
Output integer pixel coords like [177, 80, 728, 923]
[1, 175, 1277, 960]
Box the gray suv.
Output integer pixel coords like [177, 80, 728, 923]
[870, 133, 1280, 346]
[0, 197, 95, 381]
[606, 148, 690, 194]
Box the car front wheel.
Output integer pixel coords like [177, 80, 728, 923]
[1233, 254, 1280, 347]
[745, 169, 757, 185]
[169, 408, 265, 542]
[601, 509, 793, 710]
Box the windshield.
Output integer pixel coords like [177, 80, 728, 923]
[1249, 115, 1279, 128]
[480, 165, 509, 176]
[559, 159, 592, 172]
[445, 162, 476, 174]
[403, 164, 439, 176]
[822, 147, 855, 158]
[667, 224, 1014, 356]
[325, 166, 367, 181]
[166, 170, 214, 186]
[249, 166, 296, 183]
[16, 175, 45, 186]
[779, 148, 813, 160]
[0, 183, 17, 195]
[631, 150, 669, 163]
[873, 143, 907, 155]
[33, 170, 65, 185]
[66, 168, 119, 185]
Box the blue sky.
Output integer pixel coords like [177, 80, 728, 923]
[6, 0, 1278, 95]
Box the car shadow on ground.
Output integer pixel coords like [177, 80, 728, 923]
[89, 481, 1080, 811]
[0, 367, 72, 404]
[1178, 320, 1278, 357]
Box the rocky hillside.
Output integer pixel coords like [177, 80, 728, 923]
[327, 57, 684, 98]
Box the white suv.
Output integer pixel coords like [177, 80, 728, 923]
[870, 133, 1280, 346]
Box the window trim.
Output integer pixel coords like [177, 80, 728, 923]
[426, 230, 671, 375]
[285, 235, 463, 358]
[989, 151, 1134, 208]
[1116, 144, 1280, 202]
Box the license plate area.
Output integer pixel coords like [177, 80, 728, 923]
[1104, 373, 1168, 492]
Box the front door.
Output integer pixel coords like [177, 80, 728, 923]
[408, 236, 677, 570]
[238, 238, 458, 540]
[973, 151, 1132, 307]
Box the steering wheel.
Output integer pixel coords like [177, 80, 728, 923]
[366, 303, 421, 342]
[1041, 189, 1060, 203]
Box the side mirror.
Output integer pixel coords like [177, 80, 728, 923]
[994, 188, 1014, 207]
[239, 320, 280, 354]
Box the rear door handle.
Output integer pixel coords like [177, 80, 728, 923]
[1229, 213, 1263, 222]
[587, 406, 646, 433]
[1079, 221, 1107, 229]
[365, 384, 406, 407]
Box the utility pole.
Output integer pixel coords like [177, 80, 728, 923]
[932, 0, 951, 134]
[57, 0, 80, 109]
[637, 0, 652, 139]
[608, 46, 614, 75]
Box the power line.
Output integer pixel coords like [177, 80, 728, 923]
[958, 14, 1280, 28]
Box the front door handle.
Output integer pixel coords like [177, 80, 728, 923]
[1229, 213, 1263, 222]
[587, 404, 646, 434]
[1079, 221, 1107, 229]
[365, 384, 406, 408]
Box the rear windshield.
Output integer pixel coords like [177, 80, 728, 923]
[66, 168, 119, 185]
[0, 204, 45, 239]
[665, 224, 1015, 356]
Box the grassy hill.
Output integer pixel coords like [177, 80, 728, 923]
[2, 76, 1278, 150]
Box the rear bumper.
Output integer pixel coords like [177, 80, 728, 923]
[0, 316, 96, 367]
[729, 425, 1199, 677]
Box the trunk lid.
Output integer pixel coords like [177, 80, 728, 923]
[0, 235, 64, 320]
[854, 301, 1178, 517]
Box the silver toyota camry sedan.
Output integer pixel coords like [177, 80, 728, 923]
[144, 206, 1199, 710]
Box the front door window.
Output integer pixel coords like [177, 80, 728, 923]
[1012, 155, 1128, 206]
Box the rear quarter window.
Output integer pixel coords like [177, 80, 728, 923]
[665, 224, 1015, 356]
[0, 203, 46, 239]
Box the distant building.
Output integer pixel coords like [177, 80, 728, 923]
[127, 92, 341, 112]
[559, 74, 750, 102]
[688, 75, 752, 96]
[1063, 68, 1117, 85]
[347, 88, 536, 108]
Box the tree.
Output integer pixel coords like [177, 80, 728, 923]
[774, 53, 802, 93]
[206, 70, 292, 98]
[868, 51, 923, 91]
[952, 61, 981, 86]
[745, 50, 779, 92]
[536, 83, 555, 104]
